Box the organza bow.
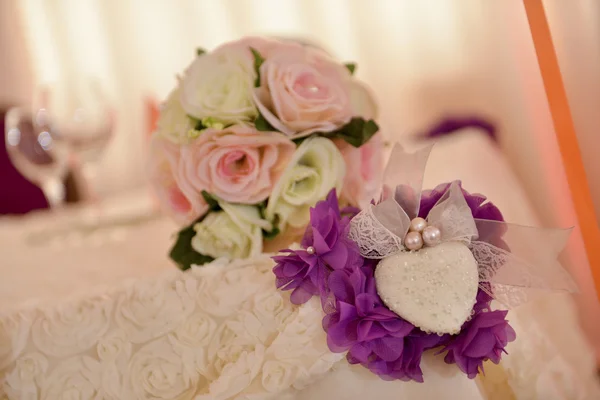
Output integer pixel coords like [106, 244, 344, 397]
[348, 144, 578, 308]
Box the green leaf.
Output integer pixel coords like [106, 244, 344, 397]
[263, 227, 280, 240]
[196, 47, 207, 57]
[344, 62, 357, 75]
[262, 212, 280, 240]
[257, 200, 268, 219]
[191, 117, 206, 131]
[250, 47, 265, 87]
[292, 136, 309, 146]
[332, 118, 379, 148]
[201, 190, 221, 211]
[254, 113, 275, 132]
[169, 219, 213, 271]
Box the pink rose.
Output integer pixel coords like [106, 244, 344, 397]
[178, 125, 295, 204]
[334, 133, 384, 207]
[148, 135, 208, 225]
[253, 42, 353, 138]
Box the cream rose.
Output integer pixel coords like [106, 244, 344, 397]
[0, 314, 31, 369]
[195, 259, 271, 317]
[261, 360, 299, 393]
[96, 329, 132, 365]
[3, 352, 48, 399]
[156, 86, 195, 144]
[197, 344, 264, 400]
[191, 201, 271, 259]
[253, 42, 353, 138]
[178, 125, 295, 204]
[349, 79, 379, 120]
[171, 313, 217, 348]
[114, 278, 196, 344]
[126, 338, 204, 400]
[40, 357, 102, 400]
[179, 47, 257, 125]
[212, 36, 279, 59]
[252, 291, 293, 328]
[31, 299, 111, 358]
[265, 136, 345, 228]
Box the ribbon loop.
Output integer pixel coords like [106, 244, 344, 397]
[427, 181, 478, 244]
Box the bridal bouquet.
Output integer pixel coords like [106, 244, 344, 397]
[148, 37, 383, 270]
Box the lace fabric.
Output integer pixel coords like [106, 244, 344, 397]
[347, 204, 403, 259]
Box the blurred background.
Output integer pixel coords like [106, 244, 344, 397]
[1, 0, 599, 369]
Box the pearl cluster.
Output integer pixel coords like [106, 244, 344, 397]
[404, 217, 441, 251]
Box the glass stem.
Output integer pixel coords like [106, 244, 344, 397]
[41, 178, 65, 209]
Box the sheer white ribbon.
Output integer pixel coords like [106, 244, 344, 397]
[348, 144, 577, 308]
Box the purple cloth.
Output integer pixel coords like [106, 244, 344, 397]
[0, 108, 49, 214]
[423, 117, 497, 143]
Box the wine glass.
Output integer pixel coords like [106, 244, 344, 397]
[35, 79, 115, 204]
[4, 107, 69, 208]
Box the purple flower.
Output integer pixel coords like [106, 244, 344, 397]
[301, 189, 362, 271]
[272, 189, 361, 304]
[324, 267, 411, 351]
[363, 331, 446, 382]
[323, 266, 443, 382]
[442, 310, 516, 378]
[272, 249, 321, 305]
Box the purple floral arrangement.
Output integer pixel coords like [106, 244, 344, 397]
[272, 184, 515, 382]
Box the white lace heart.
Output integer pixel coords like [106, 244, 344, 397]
[374, 242, 479, 334]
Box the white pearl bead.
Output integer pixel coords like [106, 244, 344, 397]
[404, 231, 424, 251]
[306, 246, 315, 255]
[409, 217, 428, 233]
[422, 226, 442, 247]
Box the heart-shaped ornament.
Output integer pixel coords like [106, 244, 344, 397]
[374, 241, 479, 334]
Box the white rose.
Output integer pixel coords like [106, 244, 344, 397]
[349, 79, 378, 120]
[31, 298, 111, 358]
[207, 316, 266, 377]
[196, 344, 264, 400]
[195, 261, 270, 317]
[96, 329, 131, 365]
[251, 290, 294, 328]
[0, 314, 31, 369]
[125, 338, 205, 400]
[191, 202, 271, 260]
[267, 298, 326, 362]
[170, 313, 216, 349]
[265, 136, 345, 228]
[3, 352, 48, 400]
[261, 360, 299, 393]
[156, 85, 195, 144]
[114, 277, 196, 344]
[40, 356, 102, 400]
[179, 48, 257, 125]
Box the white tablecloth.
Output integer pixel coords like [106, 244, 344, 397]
[1, 131, 598, 399]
